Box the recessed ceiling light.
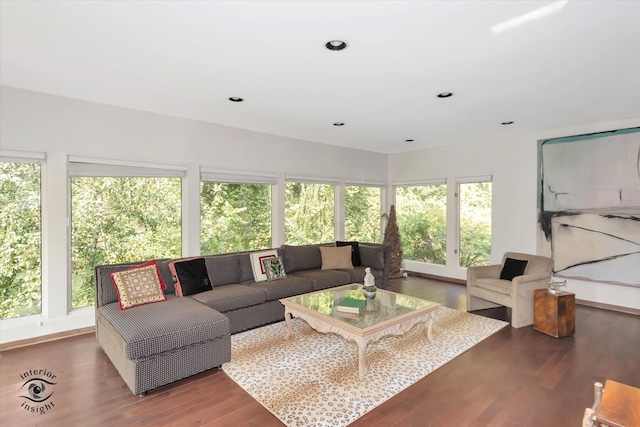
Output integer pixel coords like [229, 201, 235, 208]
[228, 97, 243, 102]
[333, 122, 345, 126]
[501, 121, 514, 125]
[325, 40, 348, 51]
[437, 92, 453, 98]
[405, 139, 415, 143]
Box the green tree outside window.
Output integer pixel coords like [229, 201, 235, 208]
[459, 182, 492, 267]
[395, 185, 447, 265]
[201, 182, 271, 254]
[0, 162, 41, 319]
[345, 186, 382, 243]
[285, 182, 335, 245]
[71, 177, 182, 309]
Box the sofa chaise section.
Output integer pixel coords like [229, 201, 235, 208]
[95, 261, 231, 396]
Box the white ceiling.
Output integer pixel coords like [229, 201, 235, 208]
[1, 1, 639, 154]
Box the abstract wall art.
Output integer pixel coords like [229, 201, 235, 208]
[538, 127, 640, 287]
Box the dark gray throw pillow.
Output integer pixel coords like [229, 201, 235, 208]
[173, 257, 213, 296]
[500, 258, 528, 280]
[336, 241, 362, 266]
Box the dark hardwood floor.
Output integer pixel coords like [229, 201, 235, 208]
[1, 276, 638, 426]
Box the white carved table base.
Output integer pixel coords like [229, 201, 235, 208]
[284, 307, 435, 381]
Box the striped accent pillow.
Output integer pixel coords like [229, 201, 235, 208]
[110, 260, 167, 310]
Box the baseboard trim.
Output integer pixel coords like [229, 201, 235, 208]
[576, 299, 640, 316]
[0, 326, 95, 352]
[405, 271, 466, 285]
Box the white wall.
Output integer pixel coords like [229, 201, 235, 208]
[2, 84, 637, 344]
[0, 86, 388, 343]
[0, 86, 387, 179]
[388, 117, 640, 311]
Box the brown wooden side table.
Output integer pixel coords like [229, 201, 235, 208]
[596, 380, 640, 427]
[533, 289, 575, 337]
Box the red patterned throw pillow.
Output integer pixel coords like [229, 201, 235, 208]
[110, 260, 167, 310]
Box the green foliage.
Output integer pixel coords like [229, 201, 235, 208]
[285, 182, 335, 245]
[395, 182, 492, 267]
[2, 162, 489, 319]
[71, 177, 182, 308]
[396, 185, 447, 264]
[345, 186, 382, 243]
[459, 182, 492, 267]
[201, 182, 271, 254]
[0, 162, 42, 319]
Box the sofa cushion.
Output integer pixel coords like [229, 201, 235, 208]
[157, 260, 175, 295]
[500, 258, 529, 281]
[99, 295, 229, 360]
[204, 254, 241, 285]
[250, 250, 279, 281]
[110, 260, 167, 310]
[339, 266, 383, 286]
[336, 241, 362, 266]
[320, 246, 354, 270]
[190, 284, 267, 313]
[248, 276, 314, 301]
[282, 244, 323, 273]
[239, 252, 256, 282]
[96, 260, 171, 307]
[288, 269, 353, 291]
[360, 244, 385, 270]
[169, 257, 213, 296]
[474, 278, 512, 296]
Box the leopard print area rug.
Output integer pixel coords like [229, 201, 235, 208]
[222, 306, 508, 427]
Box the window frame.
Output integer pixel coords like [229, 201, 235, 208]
[455, 176, 493, 268]
[393, 179, 448, 266]
[0, 150, 45, 320]
[200, 167, 277, 253]
[284, 175, 338, 245]
[68, 157, 186, 309]
[344, 182, 385, 243]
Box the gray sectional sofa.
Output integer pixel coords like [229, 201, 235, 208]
[94, 242, 391, 395]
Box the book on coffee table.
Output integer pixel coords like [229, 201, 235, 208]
[336, 297, 365, 314]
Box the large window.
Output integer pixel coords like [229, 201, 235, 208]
[345, 185, 382, 243]
[70, 163, 182, 309]
[0, 161, 42, 319]
[201, 182, 272, 254]
[285, 181, 335, 245]
[458, 181, 492, 267]
[395, 183, 447, 265]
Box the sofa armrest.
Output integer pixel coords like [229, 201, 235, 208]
[512, 271, 552, 293]
[467, 264, 502, 285]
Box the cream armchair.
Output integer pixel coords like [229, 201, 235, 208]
[467, 252, 553, 328]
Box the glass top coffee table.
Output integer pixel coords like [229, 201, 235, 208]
[279, 283, 440, 381]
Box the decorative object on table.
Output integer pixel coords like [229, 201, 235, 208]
[382, 204, 404, 278]
[362, 267, 378, 300]
[336, 297, 366, 314]
[262, 256, 287, 281]
[547, 279, 567, 294]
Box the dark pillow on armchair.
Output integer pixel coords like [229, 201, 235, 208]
[336, 241, 362, 266]
[500, 258, 529, 281]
